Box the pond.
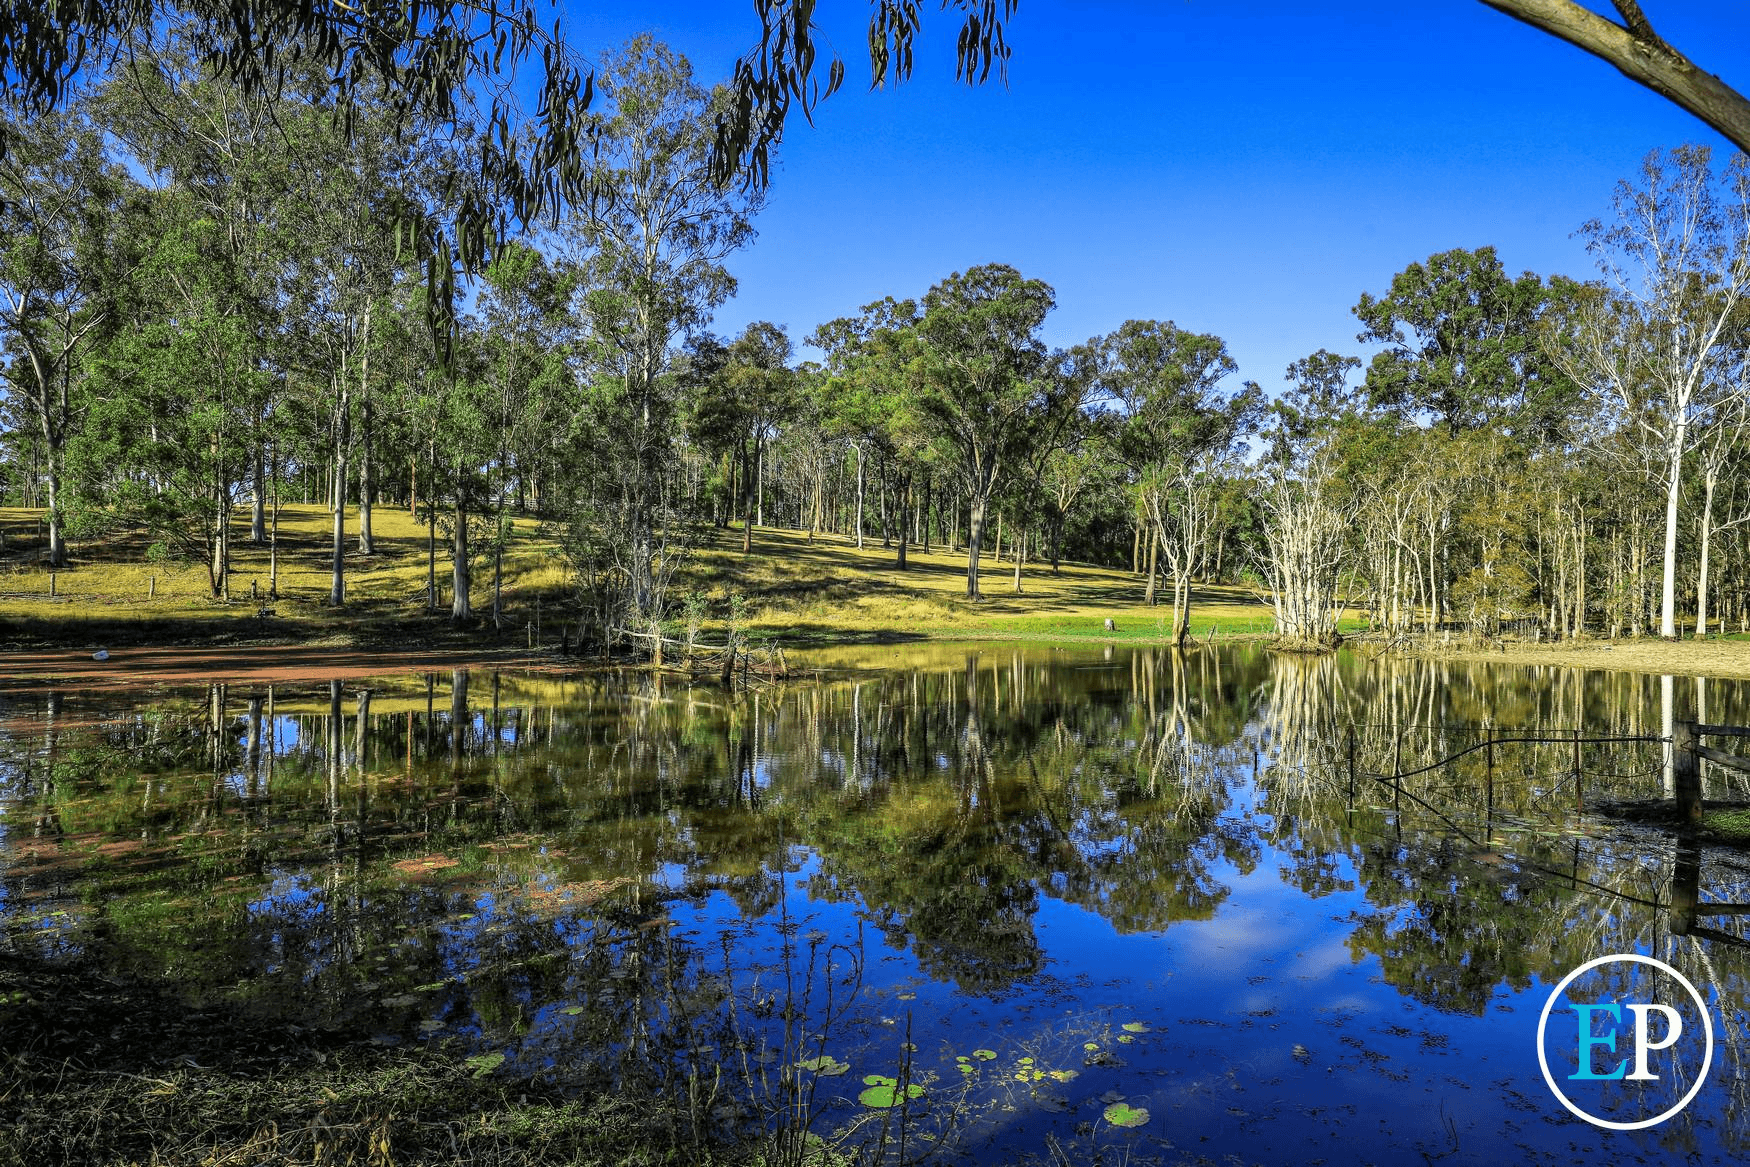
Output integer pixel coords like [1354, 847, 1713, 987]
[3, 643, 1749, 1164]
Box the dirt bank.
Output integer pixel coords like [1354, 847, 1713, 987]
[0, 643, 577, 690]
[1382, 637, 1750, 680]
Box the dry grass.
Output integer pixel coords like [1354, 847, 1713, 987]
[0, 504, 566, 646]
[10, 506, 1750, 679]
[686, 524, 1276, 647]
[0, 505, 1278, 649]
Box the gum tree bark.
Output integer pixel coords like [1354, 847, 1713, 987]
[1481, 1, 1750, 151]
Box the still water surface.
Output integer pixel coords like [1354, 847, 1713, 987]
[4, 644, 1750, 1163]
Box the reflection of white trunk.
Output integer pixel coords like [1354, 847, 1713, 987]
[1662, 673, 1676, 798]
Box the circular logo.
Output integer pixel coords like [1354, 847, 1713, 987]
[1536, 953, 1714, 1131]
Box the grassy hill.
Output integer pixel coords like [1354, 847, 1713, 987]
[0, 504, 1277, 649]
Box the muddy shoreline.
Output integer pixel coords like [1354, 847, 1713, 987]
[0, 643, 581, 690]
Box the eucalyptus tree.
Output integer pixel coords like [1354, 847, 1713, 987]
[561, 36, 760, 634]
[811, 297, 936, 567]
[476, 241, 574, 622]
[812, 296, 923, 555]
[691, 320, 798, 552]
[80, 194, 271, 599]
[1101, 320, 1262, 645]
[1253, 351, 1367, 647]
[913, 264, 1077, 599]
[0, 106, 141, 567]
[278, 89, 440, 604]
[1039, 405, 1118, 575]
[1353, 246, 1572, 440]
[95, 36, 304, 548]
[1542, 146, 1750, 638]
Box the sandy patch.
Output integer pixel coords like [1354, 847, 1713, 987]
[1381, 638, 1750, 680]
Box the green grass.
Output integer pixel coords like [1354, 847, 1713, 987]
[0, 504, 1286, 649]
[1702, 807, 1750, 843]
[0, 502, 566, 646]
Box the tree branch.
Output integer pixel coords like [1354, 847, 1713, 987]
[1480, 0, 1750, 151]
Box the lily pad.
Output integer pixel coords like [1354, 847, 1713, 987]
[972, 1049, 997, 1061]
[1103, 1101, 1150, 1128]
[858, 1074, 926, 1108]
[560, 1005, 586, 1016]
[1121, 1021, 1150, 1034]
[797, 1055, 850, 1077]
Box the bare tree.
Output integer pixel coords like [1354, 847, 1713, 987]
[1543, 145, 1750, 638]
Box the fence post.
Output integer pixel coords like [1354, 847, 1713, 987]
[1392, 731, 1403, 812]
[1673, 719, 1702, 827]
[1573, 726, 1583, 814]
[1346, 726, 1356, 809]
[1485, 731, 1494, 839]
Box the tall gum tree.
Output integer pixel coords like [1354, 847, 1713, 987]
[914, 264, 1069, 600]
[562, 36, 759, 636]
[1543, 145, 1750, 639]
[0, 108, 138, 568]
[1102, 319, 1263, 646]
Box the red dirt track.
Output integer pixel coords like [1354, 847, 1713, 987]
[0, 644, 574, 690]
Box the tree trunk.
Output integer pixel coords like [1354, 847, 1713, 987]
[329, 370, 350, 607]
[1144, 526, 1159, 606]
[426, 454, 438, 613]
[965, 493, 989, 600]
[269, 446, 279, 600]
[452, 491, 472, 622]
[492, 513, 504, 629]
[741, 440, 754, 553]
[358, 398, 375, 555]
[920, 472, 931, 551]
[251, 448, 266, 543]
[895, 473, 910, 571]
[1661, 432, 1684, 638]
[1012, 526, 1024, 594]
[1696, 468, 1717, 640]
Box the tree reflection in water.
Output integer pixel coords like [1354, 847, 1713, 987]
[2, 646, 1750, 1160]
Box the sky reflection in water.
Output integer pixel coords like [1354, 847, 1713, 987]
[2, 645, 1749, 1163]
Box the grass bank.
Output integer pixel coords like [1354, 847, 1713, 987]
[0, 952, 729, 1167]
[0, 504, 1277, 651]
[7, 505, 1750, 680]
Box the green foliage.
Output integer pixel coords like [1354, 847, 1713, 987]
[1101, 1101, 1149, 1128]
[856, 1074, 925, 1108]
[1354, 245, 1576, 438]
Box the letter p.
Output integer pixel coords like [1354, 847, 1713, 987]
[1627, 1004, 1683, 1080]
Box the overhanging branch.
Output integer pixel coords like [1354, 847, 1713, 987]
[1481, 0, 1750, 151]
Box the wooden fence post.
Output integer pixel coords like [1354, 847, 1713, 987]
[1485, 731, 1494, 838]
[1392, 731, 1403, 812]
[1573, 726, 1583, 814]
[1346, 726, 1356, 808]
[1673, 719, 1702, 826]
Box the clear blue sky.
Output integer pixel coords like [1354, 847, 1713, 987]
[558, 2, 1750, 397]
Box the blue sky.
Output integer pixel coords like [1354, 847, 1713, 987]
[559, 2, 1750, 397]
